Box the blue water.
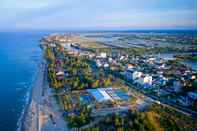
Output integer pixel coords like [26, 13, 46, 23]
[0, 31, 47, 131]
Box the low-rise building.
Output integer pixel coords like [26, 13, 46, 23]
[124, 69, 134, 80]
[132, 71, 143, 80]
[97, 52, 107, 58]
[143, 75, 153, 85]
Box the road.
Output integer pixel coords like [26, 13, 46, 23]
[91, 106, 131, 117]
[125, 81, 197, 118]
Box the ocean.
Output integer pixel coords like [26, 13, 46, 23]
[0, 31, 46, 131]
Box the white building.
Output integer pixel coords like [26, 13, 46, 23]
[104, 63, 109, 68]
[147, 57, 156, 64]
[120, 56, 125, 60]
[96, 60, 102, 67]
[132, 71, 143, 80]
[108, 57, 113, 63]
[56, 71, 64, 76]
[143, 75, 153, 85]
[99, 52, 107, 58]
[49, 43, 56, 47]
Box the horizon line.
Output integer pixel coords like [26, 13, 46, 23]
[1, 28, 197, 33]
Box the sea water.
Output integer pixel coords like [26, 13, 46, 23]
[0, 31, 46, 131]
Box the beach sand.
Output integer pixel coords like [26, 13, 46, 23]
[18, 59, 68, 131]
[17, 59, 45, 131]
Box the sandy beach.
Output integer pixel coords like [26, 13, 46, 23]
[18, 57, 68, 131]
[17, 58, 45, 131]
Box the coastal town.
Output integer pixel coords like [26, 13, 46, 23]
[21, 33, 197, 131]
[2, 0, 197, 131]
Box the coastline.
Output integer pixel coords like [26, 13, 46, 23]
[17, 49, 68, 131]
[17, 56, 45, 131]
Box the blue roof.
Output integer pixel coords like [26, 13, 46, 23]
[115, 89, 129, 100]
[87, 89, 106, 102]
[87, 88, 129, 102]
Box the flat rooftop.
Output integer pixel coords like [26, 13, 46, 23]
[87, 88, 129, 102]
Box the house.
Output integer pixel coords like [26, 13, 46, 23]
[96, 60, 102, 67]
[104, 63, 109, 68]
[89, 53, 95, 59]
[143, 75, 153, 85]
[97, 61, 102, 67]
[127, 64, 135, 70]
[56, 70, 64, 80]
[135, 75, 153, 88]
[56, 71, 64, 76]
[191, 75, 196, 80]
[108, 57, 113, 63]
[158, 63, 166, 69]
[120, 55, 127, 61]
[132, 71, 143, 80]
[98, 52, 107, 58]
[147, 57, 156, 64]
[125, 69, 134, 80]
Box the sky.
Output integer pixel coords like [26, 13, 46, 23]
[0, 0, 197, 30]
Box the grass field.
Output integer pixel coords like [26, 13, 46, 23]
[70, 35, 108, 49]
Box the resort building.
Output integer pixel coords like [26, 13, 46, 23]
[87, 88, 129, 103]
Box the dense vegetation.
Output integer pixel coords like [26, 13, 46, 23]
[45, 46, 113, 90]
[44, 42, 197, 130]
[66, 105, 91, 128]
[94, 111, 157, 131]
[92, 104, 197, 131]
[175, 54, 197, 61]
[96, 45, 197, 56]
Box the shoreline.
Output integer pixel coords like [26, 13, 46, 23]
[17, 50, 68, 131]
[17, 56, 45, 131]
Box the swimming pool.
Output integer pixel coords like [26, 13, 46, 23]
[87, 89, 111, 102]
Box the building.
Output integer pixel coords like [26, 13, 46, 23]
[56, 71, 64, 76]
[87, 88, 129, 102]
[125, 69, 134, 80]
[87, 89, 112, 102]
[104, 63, 109, 68]
[127, 64, 135, 70]
[132, 71, 143, 80]
[143, 75, 153, 85]
[147, 57, 156, 64]
[98, 52, 107, 58]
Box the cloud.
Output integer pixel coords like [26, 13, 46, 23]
[0, 0, 197, 30]
[96, 8, 197, 25]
